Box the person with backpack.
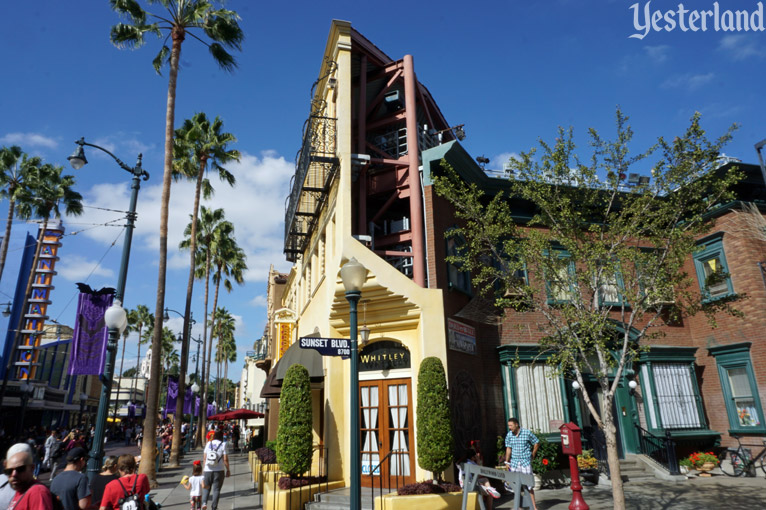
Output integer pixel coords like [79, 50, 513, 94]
[49, 435, 66, 480]
[98, 454, 150, 510]
[201, 430, 230, 510]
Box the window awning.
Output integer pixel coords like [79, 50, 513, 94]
[259, 341, 324, 398]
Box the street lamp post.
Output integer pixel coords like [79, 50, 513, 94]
[340, 257, 367, 510]
[68, 137, 148, 484]
[17, 382, 34, 438]
[186, 336, 202, 452]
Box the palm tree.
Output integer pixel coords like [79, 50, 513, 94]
[0, 163, 83, 406]
[129, 305, 154, 402]
[0, 147, 42, 284]
[168, 112, 239, 465]
[212, 308, 235, 405]
[204, 229, 246, 427]
[109, 0, 243, 483]
[179, 206, 228, 445]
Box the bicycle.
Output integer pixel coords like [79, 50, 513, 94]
[719, 434, 766, 477]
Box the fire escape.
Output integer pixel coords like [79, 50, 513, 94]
[284, 61, 340, 262]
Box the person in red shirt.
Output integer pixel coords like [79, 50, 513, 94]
[99, 454, 150, 510]
[5, 449, 54, 510]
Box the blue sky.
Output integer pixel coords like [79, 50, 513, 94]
[1, 0, 764, 382]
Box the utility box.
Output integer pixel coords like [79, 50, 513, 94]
[559, 422, 582, 456]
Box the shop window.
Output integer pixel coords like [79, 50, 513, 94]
[501, 361, 565, 433]
[709, 343, 766, 433]
[693, 234, 733, 301]
[596, 263, 624, 307]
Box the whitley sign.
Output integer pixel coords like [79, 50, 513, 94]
[299, 336, 351, 358]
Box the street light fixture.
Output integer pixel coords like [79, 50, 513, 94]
[340, 257, 367, 510]
[69, 137, 149, 484]
[1, 302, 11, 318]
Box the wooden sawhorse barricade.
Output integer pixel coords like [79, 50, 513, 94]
[460, 463, 535, 510]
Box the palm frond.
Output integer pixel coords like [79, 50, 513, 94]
[153, 45, 171, 74]
[208, 43, 237, 72]
[203, 12, 244, 50]
[110, 0, 147, 24]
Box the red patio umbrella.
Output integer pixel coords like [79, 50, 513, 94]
[208, 408, 264, 421]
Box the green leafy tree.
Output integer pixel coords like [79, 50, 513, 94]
[276, 364, 313, 477]
[109, 0, 243, 481]
[168, 112, 239, 464]
[416, 357, 454, 479]
[433, 110, 742, 509]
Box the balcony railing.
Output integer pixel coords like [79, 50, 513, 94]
[284, 115, 339, 262]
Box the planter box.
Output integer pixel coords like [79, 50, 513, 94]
[263, 480, 345, 510]
[252, 462, 281, 493]
[375, 492, 478, 510]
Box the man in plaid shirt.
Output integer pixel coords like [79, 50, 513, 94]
[503, 418, 540, 510]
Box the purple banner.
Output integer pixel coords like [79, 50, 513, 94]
[183, 387, 193, 414]
[128, 403, 136, 419]
[164, 376, 179, 419]
[207, 404, 216, 417]
[195, 396, 201, 416]
[68, 292, 113, 375]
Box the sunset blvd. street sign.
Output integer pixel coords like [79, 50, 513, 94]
[299, 336, 351, 358]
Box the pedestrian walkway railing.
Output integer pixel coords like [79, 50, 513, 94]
[369, 449, 406, 510]
[635, 425, 680, 475]
[265, 445, 329, 510]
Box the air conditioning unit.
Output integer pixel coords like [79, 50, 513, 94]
[647, 288, 675, 307]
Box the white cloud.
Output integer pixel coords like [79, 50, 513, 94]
[249, 294, 267, 307]
[55, 254, 115, 283]
[719, 34, 765, 61]
[662, 72, 715, 91]
[644, 45, 670, 63]
[0, 132, 58, 149]
[71, 150, 295, 281]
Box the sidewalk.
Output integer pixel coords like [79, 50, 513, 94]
[495, 473, 766, 509]
[149, 447, 260, 510]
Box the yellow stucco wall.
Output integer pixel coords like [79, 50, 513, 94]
[278, 19, 451, 488]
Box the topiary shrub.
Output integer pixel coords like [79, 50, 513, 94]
[276, 364, 313, 477]
[416, 357, 454, 480]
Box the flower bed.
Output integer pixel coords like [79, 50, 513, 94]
[397, 480, 461, 495]
[278, 475, 327, 490]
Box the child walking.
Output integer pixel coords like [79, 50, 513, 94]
[182, 460, 206, 510]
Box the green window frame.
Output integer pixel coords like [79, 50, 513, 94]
[709, 342, 766, 434]
[544, 250, 576, 305]
[596, 262, 626, 307]
[638, 347, 707, 433]
[693, 233, 734, 301]
[445, 230, 472, 295]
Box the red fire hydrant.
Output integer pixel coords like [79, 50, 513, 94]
[560, 422, 589, 510]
